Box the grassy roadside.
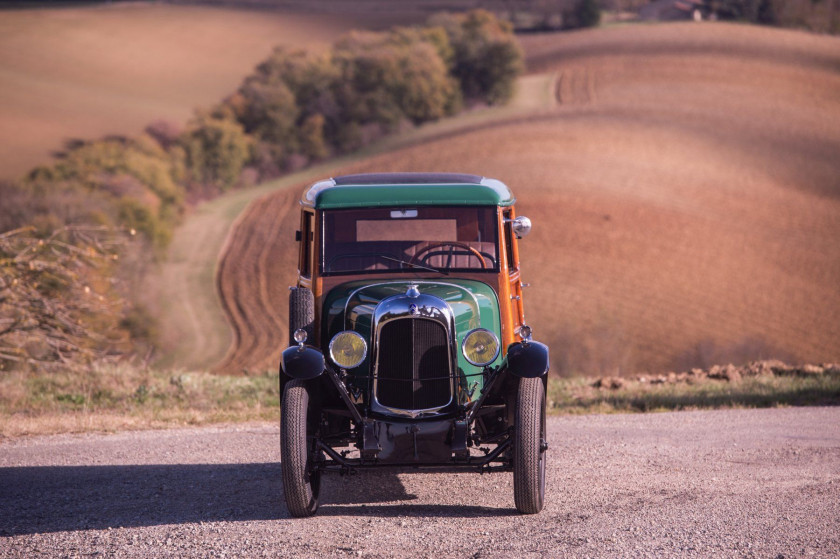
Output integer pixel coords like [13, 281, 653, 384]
[549, 370, 840, 414]
[0, 364, 280, 441]
[2, 361, 837, 440]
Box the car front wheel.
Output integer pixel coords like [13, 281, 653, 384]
[513, 377, 547, 514]
[281, 379, 321, 517]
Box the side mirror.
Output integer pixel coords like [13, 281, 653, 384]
[507, 216, 532, 238]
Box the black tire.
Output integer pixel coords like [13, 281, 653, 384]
[281, 379, 321, 517]
[288, 287, 314, 347]
[513, 377, 547, 514]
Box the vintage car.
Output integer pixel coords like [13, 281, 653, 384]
[280, 172, 549, 517]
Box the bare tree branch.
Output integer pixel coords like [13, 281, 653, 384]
[0, 225, 128, 367]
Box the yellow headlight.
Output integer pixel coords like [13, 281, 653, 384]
[329, 331, 367, 369]
[461, 328, 500, 367]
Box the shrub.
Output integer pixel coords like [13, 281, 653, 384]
[234, 78, 299, 147]
[22, 137, 183, 250]
[180, 112, 252, 193]
[428, 9, 524, 105]
[233, 48, 340, 160]
[116, 197, 171, 249]
[252, 48, 339, 122]
[331, 31, 414, 131]
[0, 226, 129, 368]
[0, 181, 43, 233]
[331, 28, 462, 134]
[7, 179, 115, 237]
[570, 0, 602, 29]
[715, 0, 779, 24]
[144, 120, 183, 151]
[298, 113, 329, 161]
[386, 39, 461, 123]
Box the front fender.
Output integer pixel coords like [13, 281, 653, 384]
[281, 345, 325, 380]
[506, 340, 550, 378]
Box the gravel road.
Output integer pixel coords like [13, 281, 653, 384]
[2, 407, 838, 558]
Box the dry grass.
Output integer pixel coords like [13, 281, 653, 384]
[0, 362, 279, 440]
[214, 22, 840, 375]
[548, 366, 840, 414]
[0, 3, 349, 179]
[2, 360, 836, 439]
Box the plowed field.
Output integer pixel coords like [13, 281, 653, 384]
[215, 22, 840, 375]
[0, 3, 348, 180]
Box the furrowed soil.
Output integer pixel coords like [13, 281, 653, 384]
[214, 22, 840, 375]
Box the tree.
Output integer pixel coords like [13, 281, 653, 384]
[252, 48, 340, 123]
[712, 0, 777, 23]
[234, 79, 299, 147]
[298, 113, 328, 161]
[428, 10, 524, 105]
[22, 137, 183, 250]
[388, 40, 461, 123]
[180, 112, 251, 192]
[331, 28, 461, 131]
[331, 30, 412, 131]
[573, 0, 602, 28]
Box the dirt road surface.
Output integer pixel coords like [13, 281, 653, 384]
[2, 408, 838, 558]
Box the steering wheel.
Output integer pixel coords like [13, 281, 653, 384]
[409, 242, 487, 269]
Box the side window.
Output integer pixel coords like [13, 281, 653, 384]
[503, 209, 517, 273]
[300, 211, 314, 277]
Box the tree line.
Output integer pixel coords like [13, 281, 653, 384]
[0, 10, 523, 369]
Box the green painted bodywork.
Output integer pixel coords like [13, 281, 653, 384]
[321, 279, 502, 401]
[305, 182, 515, 209]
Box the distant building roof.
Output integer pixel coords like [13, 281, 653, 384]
[302, 173, 516, 209]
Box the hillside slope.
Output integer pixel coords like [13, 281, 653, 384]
[0, 3, 347, 179]
[213, 22, 840, 374]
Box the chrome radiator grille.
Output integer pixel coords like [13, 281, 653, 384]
[375, 318, 451, 410]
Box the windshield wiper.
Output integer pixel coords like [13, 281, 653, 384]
[380, 255, 448, 275]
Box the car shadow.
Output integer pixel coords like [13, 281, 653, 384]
[317, 471, 517, 517]
[0, 463, 511, 535]
[317, 503, 518, 518]
[0, 463, 284, 536]
[320, 469, 419, 504]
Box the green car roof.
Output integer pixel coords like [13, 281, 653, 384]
[301, 173, 515, 209]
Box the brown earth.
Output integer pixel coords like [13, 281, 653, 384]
[0, 3, 350, 180]
[215, 22, 840, 375]
[214, 187, 301, 374]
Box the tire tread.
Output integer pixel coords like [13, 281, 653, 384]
[281, 379, 318, 517]
[288, 288, 314, 346]
[513, 377, 546, 514]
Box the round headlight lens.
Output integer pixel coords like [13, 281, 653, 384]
[329, 331, 367, 369]
[461, 328, 500, 367]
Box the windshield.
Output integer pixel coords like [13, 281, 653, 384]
[322, 207, 499, 275]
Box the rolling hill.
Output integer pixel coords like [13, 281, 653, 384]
[0, 3, 349, 179]
[212, 22, 840, 375]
